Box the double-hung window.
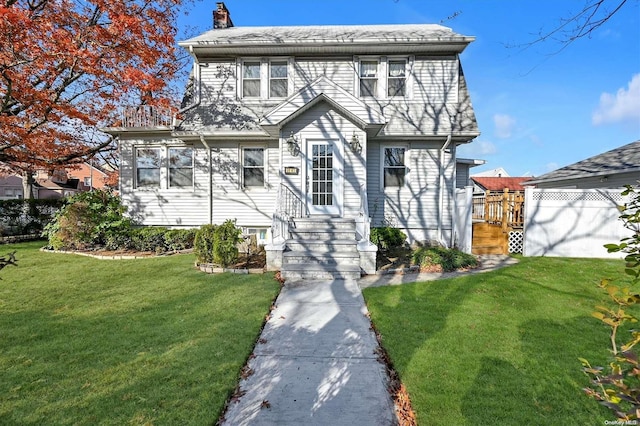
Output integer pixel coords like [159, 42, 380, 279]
[269, 61, 288, 98]
[359, 60, 378, 97]
[242, 62, 261, 98]
[169, 147, 194, 188]
[383, 147, 407, 188]
[242, 147, 265, 188]
[388, 60, 407, 97]
[136, 148, 161, 188]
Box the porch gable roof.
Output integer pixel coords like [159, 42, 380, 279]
[260, 76, 387, 136]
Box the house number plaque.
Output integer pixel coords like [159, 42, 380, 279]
[284, 167, 299, 175]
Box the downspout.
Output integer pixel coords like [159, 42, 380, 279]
[200, 135, 213, 225]
[173, 46, 202, 127]
[450, 143, 457, 248]
[438, 134, 452, 246]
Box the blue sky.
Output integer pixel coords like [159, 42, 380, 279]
[177, 0, 640, 177]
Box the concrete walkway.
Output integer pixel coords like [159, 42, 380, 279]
[221, 279, 396, 426]
[221, 255, 518, 425]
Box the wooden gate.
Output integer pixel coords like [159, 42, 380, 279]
[472, 189, 524, 255]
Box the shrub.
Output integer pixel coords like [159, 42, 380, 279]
[164, 229, 197, 251]
[213, 219, 242, 267]
[370, 226, 407, 250]
[0, 199, 64, 236]
[130, 227, 169, 253]
[43, 190, 132, 250]
[194, 225, 217, 264]
[412, 246, 478, 272]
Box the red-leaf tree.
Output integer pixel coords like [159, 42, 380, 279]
[0, 0, 187, 196]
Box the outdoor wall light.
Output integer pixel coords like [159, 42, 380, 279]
[350, 131, 362, 154]
[285, 131, 300, 157]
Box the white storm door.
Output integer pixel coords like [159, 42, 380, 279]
[306, 140, 342, 216]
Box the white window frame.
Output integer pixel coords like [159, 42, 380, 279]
[358, 58, 380, 98]
[168, 147, 195, 188]
[241, 60, 261, 98]
[238, 58, 293, 100]
[381, 145, 409, 190]
[356, 56, 412, 99]
[240, 145, 267, 190]
[134, 144, 195, 191]
[135, 147, 162, 189]
[269, 60, 289, 99]
[387, 58, 408, 97]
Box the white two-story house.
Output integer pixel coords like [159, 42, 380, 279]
[105, 3, 480, 279]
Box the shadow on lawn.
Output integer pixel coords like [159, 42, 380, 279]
[461, 316, 612, 425]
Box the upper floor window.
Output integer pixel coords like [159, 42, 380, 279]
[83, 177, 92, 187]
[383, 147, 406, 188]
[388, 60, 407, 97]
[269, 61, 288, 98]
[169, 147, 194, 188]
[136, 148, 161, 188]
[360, 60, 378, 97]
[242, 147, 265, 188]
[242, 62, 261, 97]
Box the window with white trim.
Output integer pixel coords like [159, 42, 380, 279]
[269, 61, 288, 98]
[242, 62, 261, 98]
[135, 148, 161, 188]
[242, 147, 265, 188]
[383, 147, 407, 188]
[388, 60, 407, 97]
[169, 147, 194, 188]
[83, 177, 92, 187]
[359, 60, 378, 97]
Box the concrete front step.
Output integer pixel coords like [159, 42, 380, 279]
[282, 250, 361, 266]
[291, 217, 356, 231]
[289, 229, 356, 240]
[285, 239, 358, 253]
[280, 263, 362, 281]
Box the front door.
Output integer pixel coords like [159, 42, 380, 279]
[306, 140, 342, 216]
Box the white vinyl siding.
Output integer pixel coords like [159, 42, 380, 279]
[121, 140, 209, 226]
[293, 58, 354, 92]
[211, 141, 278, 227]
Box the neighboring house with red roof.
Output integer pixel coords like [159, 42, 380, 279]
[471, 176, 533, 194]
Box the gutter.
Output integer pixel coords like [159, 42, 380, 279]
[438, 134, 452, 246]
[200, 134, 213, 225]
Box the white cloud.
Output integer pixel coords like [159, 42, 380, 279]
[592, 73, 640, 126]
[545, 162, 559, 172]
[493, 114, 516, 138]
[458, 140, 497, 158]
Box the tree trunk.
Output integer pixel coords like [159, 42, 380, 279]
[21, 171, 35, 200]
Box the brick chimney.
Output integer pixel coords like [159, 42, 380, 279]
[213, 2, 233, 29]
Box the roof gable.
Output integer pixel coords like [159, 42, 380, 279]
[260, 76, 386, 136]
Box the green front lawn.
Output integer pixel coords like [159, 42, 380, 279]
[364, 256, 633, 425]
[0, 242, 280, 425]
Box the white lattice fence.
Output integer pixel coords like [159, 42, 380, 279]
[508, 231, 523, 254]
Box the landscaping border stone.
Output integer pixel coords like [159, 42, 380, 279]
[40, 247, 193, 260]
[196, 262, 266, 274]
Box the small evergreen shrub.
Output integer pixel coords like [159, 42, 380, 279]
[370, 226, 407, 250]
[164, 229, 196, 251]
[213, 219, 242, 267]
[130, 227, 169, 253]
[412, 246, 478, 272]
[194, 225, 217, 264]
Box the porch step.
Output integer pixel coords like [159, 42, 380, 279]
[280, 263, 362, 281]
[291, 217, 356, 231]
[285, 239, 358, 253]
[283, 250, 361, 266]
[289, 228, 356, 240]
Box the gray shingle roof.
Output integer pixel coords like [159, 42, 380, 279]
[180, 24, 470, 46]
[528, 140, 640, 184]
